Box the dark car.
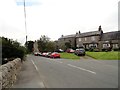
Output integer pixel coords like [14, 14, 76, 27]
[74, 48, 85, 56]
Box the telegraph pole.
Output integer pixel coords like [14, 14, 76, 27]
[24, 0, 27, 45]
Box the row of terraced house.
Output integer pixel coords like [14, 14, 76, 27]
[55, 26, 120, 51]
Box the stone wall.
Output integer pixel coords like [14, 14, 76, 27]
[0, 58, 22, 89]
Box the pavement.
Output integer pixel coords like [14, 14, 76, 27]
[12, 55, 45, 88]
[13, 54, 118, 88]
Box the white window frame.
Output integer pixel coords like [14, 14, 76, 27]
[103, 44, 110, 48]
[91, 36, 95, 41]
[113, 44, 118, 48]
[89, 44, 97, 48]
[85, 38, 87, 41]
[79, 38, 81, 42]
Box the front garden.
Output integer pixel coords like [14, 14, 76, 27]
[60, 52, 80, 60]
[86, 51, 119, 60]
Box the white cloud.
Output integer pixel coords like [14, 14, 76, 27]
[0, 0, 119, 44]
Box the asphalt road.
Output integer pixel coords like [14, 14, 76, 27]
[13, 54, 118, 88]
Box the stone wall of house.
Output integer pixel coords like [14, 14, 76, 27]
[0, 58, 22, 89]
[57, 37, 76, 50]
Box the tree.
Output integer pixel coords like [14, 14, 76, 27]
[46, 41, 55, 52]
[25, 41, 34, 53]
[12, 41, 20, 48]
[37, 35, 55, 52]
[65, 42, 71, 49]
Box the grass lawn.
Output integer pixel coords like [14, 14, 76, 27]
[60, 52, 80, 60]
[86, 51, 119, 60]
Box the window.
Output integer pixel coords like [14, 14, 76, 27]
[77, 44, 79, 47]
[91, 36, 95, 41]
[85, 38, 87, 41]
[113, 44, 118, 48]
[94, 44, 97, 47]
[79, 38, 81, 42]
[86, 45, 89, 49]
[103, 44, 110, 48]
[89, 44, 93, 47]
[89, 44, 97, 48]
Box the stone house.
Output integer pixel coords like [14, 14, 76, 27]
[57, 34, 76, 50]
[76, 29, 103, 49]
[99, 31, 120, 51]
[56, 26, 120, 51]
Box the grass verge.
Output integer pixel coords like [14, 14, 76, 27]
[60, 52, 80, 60]
[86, 51, 119, 60]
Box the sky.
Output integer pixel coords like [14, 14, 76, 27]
[0, 0, 119, 45]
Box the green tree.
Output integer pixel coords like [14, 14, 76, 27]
[46, 41, 55, 52]
[1, 37, 27, 64]
[65, 42, 71, 49]
[25, 41, 34, 53]
[37, 35, 55, 52]
[12, 40, 20, 48]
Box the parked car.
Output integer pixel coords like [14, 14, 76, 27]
[42, 52, 47, 57]
[34, 52, 39, 56]
[49, 52, 60, 58]
[66, 49, 75, 53]
[74, 48, 85, 56]
[55, 49, 64, 53]
[59, 49, 64, 52]
[45, 52, 52, 57]
[34, 52, 42, 56]
[38, 52, 42, 56]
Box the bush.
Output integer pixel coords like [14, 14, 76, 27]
[2, 37, 27, 64]
[102, 48, 106, 51]
[93, 48, 99, 52]
[102, 47, 111, 52]
[89, 48, 94, 52]
[113, 48, 120, 51]
[85, 48, 89, 51]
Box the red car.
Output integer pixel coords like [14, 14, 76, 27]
[49, 52, 60, 58]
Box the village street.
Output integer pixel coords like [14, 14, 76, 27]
[13, 55, 118, 88]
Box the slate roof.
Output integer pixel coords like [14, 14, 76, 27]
[59, 34, 76, 39]
[76, 31, 101, 37]
[58, 30, 120, 41]
[101, 31, 120, 41]
[59, 31, 102, 39]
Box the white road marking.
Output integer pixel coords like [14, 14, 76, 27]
[31, 59, 46, 88]
[31, 59, 39, 71]
[67, 64, 96, 74]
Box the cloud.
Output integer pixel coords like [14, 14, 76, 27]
[16, 0, 42, 6]
[1, 0, 119, 45]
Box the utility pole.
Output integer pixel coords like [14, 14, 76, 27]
[24, 0, 27, 45]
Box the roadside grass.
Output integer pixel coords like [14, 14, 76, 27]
[60, 52, 80, 60]
[86, 51, 119, 60]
